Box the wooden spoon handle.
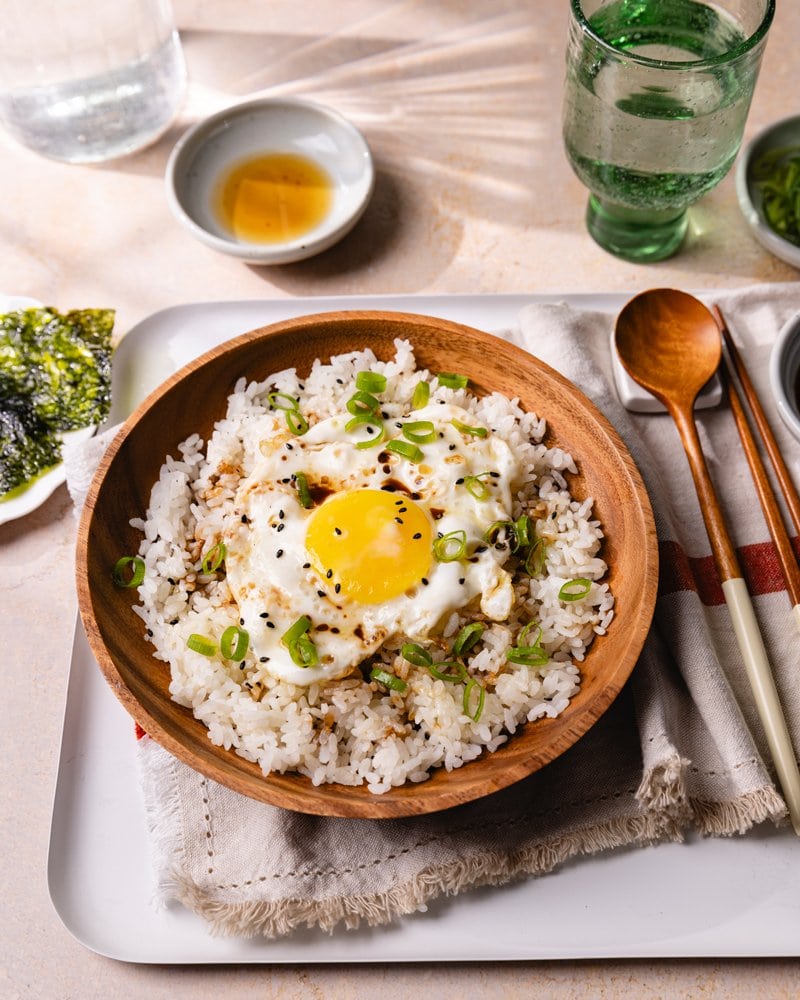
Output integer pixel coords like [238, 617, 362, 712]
[723, 578, 800, 835]
[670, 404, 740, 582]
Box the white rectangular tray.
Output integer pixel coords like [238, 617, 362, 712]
[49, 293, 800, 963]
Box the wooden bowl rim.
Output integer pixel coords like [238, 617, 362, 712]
[76, 309, 658, 819]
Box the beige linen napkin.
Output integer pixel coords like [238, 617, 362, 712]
[68, 282, 800, 938]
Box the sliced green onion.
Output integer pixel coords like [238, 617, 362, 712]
[513, 515, 531, 551]
[518, 621, 542, 647]
[281, 616, 318, 667]
[112, 555, 145, 588]
[355, 371, 387, 393]
[268, 391, 300, 411]
[346, 390, 381, 416]
[438, 372, 469, 390]
[401, 642, 433, 667]
[411, 380, 430, 409]
[345, 412, 386, 449]
[484, 520, 511, 545]
[426, 659, 467, 683]
[220, 625, 249, 660]
[506, 645, 549, 667]
[285, 409, 309, 436]
[753, 145, 800, 246]
[433, 529, 467, 562]
[451, 418, 488, 439]
[506, 621, 548, 667]
[200, 541, 226, 574]
[295, 471, 313, 509]
[187, 634, 217, 656]
[401, 420, 436, 444]
[525, 537, 547, 576]
[463, 678, 485, 722]
[369, 666, 408, 693]
[463, 473, 492, 500]
[386, 439, 424, 463]
[559, 578, 592, 602]
[452, 621, 485, 657]
[290, 633, 319, 667]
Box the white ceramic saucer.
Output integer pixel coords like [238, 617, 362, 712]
[165, 97, 374, 264]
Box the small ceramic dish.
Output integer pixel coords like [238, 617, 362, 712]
[769, 310, 800, 443]
[165, 97, 374, 264]
[736, 114, 800, 270]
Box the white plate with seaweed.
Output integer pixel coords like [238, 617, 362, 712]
[0, 293, 112, 525]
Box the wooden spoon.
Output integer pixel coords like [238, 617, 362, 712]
[615, 287, 800, 836]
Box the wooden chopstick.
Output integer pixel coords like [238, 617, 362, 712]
[713, 305, 800, 622]
[714, 305, 800, 535]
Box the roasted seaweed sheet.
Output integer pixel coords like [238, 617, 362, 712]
[0, 307, 114, 497]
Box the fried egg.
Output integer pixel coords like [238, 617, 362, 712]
[223, 401, 523, 685]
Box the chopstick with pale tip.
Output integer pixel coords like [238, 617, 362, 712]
[713, 305, 800, 631]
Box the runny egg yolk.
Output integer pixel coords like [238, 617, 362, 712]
[305, 489, 433, 604]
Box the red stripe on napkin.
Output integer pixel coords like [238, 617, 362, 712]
[135, 722, 147, 740]
[658, 538, 799, 606]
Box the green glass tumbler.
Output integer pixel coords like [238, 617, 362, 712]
[562, 0, 775, 262]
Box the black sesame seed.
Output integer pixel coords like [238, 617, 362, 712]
[278, 509, 285, 519]
[413, 532, 422, 539]
[276, 549, 284, 558]
[286, 442, 294, 450]
[303, 562, 311, 569]
[266, 621, 276, 630]
[459, 577, 466, 585]
[475, 544, 487, 553]
[490, 471, 500, 478]
[398, 506, 407, 513]
[326, 569, 333, 579]
[381, 410, 390, 419]
[448, 444, 456, 451]
[317, 590, 326, 598]
[334, 527, 342, 535]
[395, 498, 404, 506]
[241, 514, 249, 524]
[276, 523, 285, 532]
[421, 577, 429, 586]
[456, 477, 465, 485]
[239, 618, 245, 625]
[167, 577, 176, 585]
[298, 383, 305, 390]
[336, 378, 344, 385]
[395, 422, 403, 429]
[395, 517, 404, 524]
[260, 656, 269, 663]
[259, 611, 269, 618]
[239, 662, 246, 670]
[334, 583, 341, 594]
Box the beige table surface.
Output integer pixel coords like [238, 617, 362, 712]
[2, 2, 799, 997]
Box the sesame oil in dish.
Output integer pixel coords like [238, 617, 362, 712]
[213, 152, 333, 245]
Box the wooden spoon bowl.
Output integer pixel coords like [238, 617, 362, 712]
[76, 311, 658, 819]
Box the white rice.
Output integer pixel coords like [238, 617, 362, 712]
[130, 340, 614, 793]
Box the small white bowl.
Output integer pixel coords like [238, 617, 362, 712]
[165, 97, 374, 264]
[769, 310, 800, 443]
[736, 114, 800, 270]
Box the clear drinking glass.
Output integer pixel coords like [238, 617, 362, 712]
[0, 0, 186, 163]
[562, 0, 775, 262]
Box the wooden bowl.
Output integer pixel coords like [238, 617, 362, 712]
[76, 311, 658, 819]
